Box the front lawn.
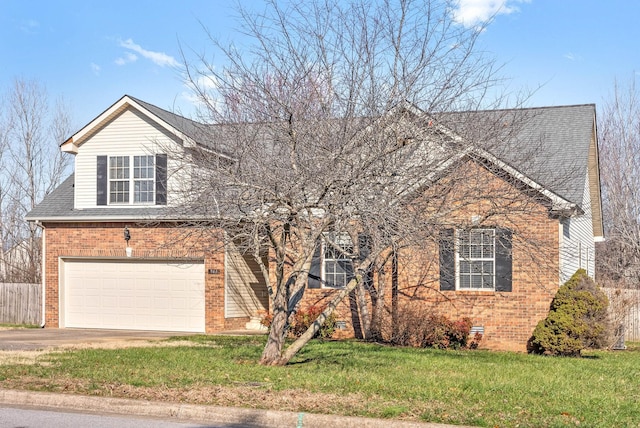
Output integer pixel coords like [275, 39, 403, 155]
[0, 336, 638, 427]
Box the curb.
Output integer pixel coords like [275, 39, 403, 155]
[0, 389, 470, 428]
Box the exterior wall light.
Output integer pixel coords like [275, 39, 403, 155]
[124, 226, 132, 257]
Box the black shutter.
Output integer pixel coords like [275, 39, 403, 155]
[495, 228, 513, 292]
[357, 233, 373, 289]
[96, 156, 107, 206]
[357, 233, 371, 261]
[308, 243, 322, 289]
[155, 154, 167, 205]
[439, 228, 455, 291]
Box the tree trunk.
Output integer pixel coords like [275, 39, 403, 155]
[370, 259, 388, 341]
[260, 241, 317, 365]
[260, 287, 288, 365]
[391, 249, 399, 340]
[0, 186, 4, 282]
[274, 256, 373, 366]
[356, 280, 372, 340]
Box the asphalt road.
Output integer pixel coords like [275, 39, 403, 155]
[0, 389, 461, 428]
[0, 405, 226, 428]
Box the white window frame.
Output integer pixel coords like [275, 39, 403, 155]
[456, 228, 496, 291]
[108, 155, 155, 205]
[321, 232, 354, 289]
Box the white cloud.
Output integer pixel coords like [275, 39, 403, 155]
[19, 19, 39, 34]
[90, 63, 101, 76]
[194, 74, 219, 91]
[118, 38, 179, 68]
[182, 73, 219, 108]
[451, 0, 530, 28]
[563, 52, 582, 62]
[115, 52, 138, 66]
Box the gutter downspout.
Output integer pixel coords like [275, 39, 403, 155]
[36, 221, 46, 328]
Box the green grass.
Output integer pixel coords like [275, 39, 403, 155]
[0, 323, 40, 329]
[1, 336, 639, 427]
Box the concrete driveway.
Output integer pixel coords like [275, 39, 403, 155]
[0, 328, 186, 351]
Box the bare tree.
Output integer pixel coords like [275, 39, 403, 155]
[597, 77, 640, 289]
[0, 104, 8, 281]
[179, 0, 539, 365]
[596, 76, 640, 344]
[0, 78, 72, 283]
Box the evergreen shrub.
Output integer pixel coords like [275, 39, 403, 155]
[528, 269, 609, 356]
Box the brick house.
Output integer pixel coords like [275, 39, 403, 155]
[26, 95, 603, 351]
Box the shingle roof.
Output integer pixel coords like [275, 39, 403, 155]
[25, 174, 75, 220]
[497, 104, 595, 209]
[27, 98, 597, 221]
[440, 104, 595, 210]
[25, 174, 188, 221]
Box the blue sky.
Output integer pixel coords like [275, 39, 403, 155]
[1, 0, 639, 130]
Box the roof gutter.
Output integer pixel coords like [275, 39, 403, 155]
[469, 149, 581, 216]
[25, 214, 225, 223]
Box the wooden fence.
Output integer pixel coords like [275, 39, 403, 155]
[603, 287, 640, 342]
[0, 283, 41, 325]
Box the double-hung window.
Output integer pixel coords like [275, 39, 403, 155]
[308, 232, 372, 290]
[323, 233, 354, 288]
[457, 229, 495, 290]
[109, 156, 130, 203]
[98, 154, 167, 206]
[108, 155, 155, 204]
[133, 155, 155, 203]
[439, 227, 512, 292]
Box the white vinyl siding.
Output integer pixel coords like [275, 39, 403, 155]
[559, 172, 596, 282]
[224, 242, 269, 318]
[73, 107, 183, 209]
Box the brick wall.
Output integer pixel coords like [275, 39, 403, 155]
[41, 222, 245, 332]
[295, 160, 561, 351]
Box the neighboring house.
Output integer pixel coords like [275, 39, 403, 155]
[26, 95, 603, 351]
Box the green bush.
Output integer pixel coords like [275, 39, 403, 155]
[528, 269, 609, 356]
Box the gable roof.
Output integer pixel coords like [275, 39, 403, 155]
[60, 95, 233, 159]
[494, 104, 596, 209]
[28, 97, 602, 230]
[439, 104, 597, 207]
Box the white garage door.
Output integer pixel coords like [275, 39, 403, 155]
[62, 259, 205, 332]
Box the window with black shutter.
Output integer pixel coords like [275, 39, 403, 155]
[308, 232, 360, 289]
[96, 154, 167, 206]
[439, 227, 512, 292]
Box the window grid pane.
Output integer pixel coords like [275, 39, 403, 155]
[109, 156, 130, 203]
[323, 233, 354, 288]
[133, 155, 155, 204]
[109, 181, 129, 203]
[457, 229, 495, 290]
[108, 155, 156, 205]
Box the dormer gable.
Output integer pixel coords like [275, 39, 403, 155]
[61, 95, 198, 154]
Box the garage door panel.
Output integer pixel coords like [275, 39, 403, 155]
[63, 259, 205, 332]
